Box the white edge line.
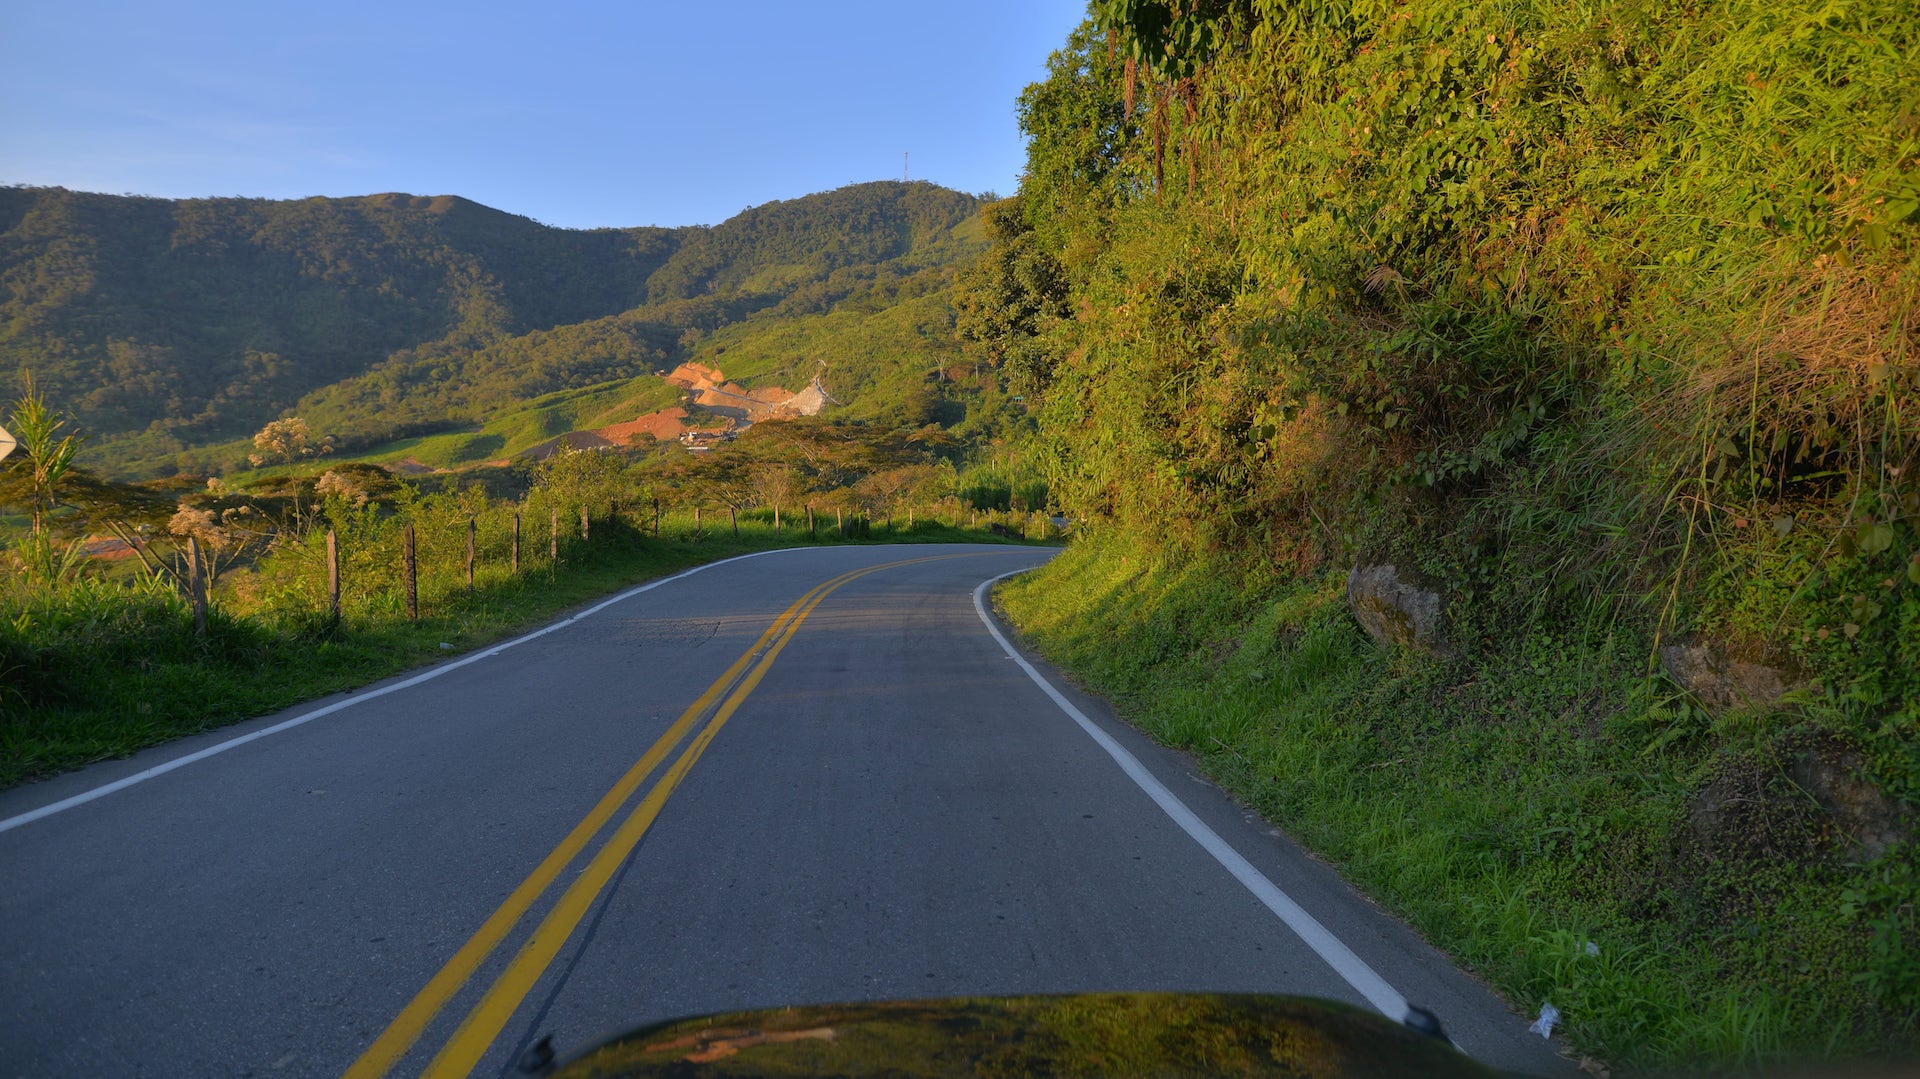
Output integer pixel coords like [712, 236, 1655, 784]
[0, 546, 813, 835]
[971, 568, 1412, 1023]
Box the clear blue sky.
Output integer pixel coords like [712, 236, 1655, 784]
[0, 1, 1089, 228]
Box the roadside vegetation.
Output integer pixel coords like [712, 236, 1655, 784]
[1001, 535, 1905, 1073]
[978, 1, 1918, 1073]
[1, 386, 1053, 790]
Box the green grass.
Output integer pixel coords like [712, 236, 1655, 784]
[692, 289, 972, 413]
[2, 511, 1050, 790]
[170, 376, 689, 489]
[316, 376, 688, 472]
[994, 532, 1917, 1075]
[93, 371, 693, 482]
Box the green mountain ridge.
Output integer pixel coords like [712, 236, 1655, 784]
[0, 181, 983, 477]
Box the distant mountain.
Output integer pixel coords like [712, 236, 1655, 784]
[0, 181, 982, 476]
[642, 183, 983, 303]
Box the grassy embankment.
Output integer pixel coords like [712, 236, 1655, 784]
[997, 533, 1913, 1075]
[2, 512, 1046, 791]
[972, 2, 1918, 1072]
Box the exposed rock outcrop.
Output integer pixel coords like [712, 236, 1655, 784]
[664, 362, 829, 421]
[1789, 741, 1914, 860]
[1657, 636, 1802, 714]
[1686, 740, 1914, 866]
[774, 376, 833, 418]
[1346, 563, 1448, 655]
[1684, 754, 1831, 877]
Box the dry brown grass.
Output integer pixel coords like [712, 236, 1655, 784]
[1663, 258, 1919, 500]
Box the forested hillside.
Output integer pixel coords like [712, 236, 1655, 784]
[643, 182, 985, 303]
[293, 186, 985, 456]
[0, 182, 981, 475]
[979, 1, 1918, 1070]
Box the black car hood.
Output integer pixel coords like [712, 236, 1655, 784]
[538, 992, 1507, 1078]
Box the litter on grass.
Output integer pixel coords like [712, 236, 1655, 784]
[1529, 1002, 1560, 1038]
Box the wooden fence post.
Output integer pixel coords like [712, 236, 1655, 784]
[773, 503, 781, 531]
[836, 508, 844, 536]
[186, 535, 207, 637]
[550, 506, 559, 564]
[402, 523, 418, 622]
[694, 505, 702, 533]
[807, 505, 816, 538]
[729, 506, 738, 537]
[465, 516, 476, 590]
[653, 497, 661, 536]
[511, 512, 521, 574]
[580, 504, 590, 545]
[326, 528, 341, 623]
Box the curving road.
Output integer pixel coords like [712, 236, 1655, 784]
[0, 544, 1573, 1077]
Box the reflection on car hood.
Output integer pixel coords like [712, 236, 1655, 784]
[538, 992, 1509, 1078]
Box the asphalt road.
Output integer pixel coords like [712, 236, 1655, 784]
[0, 544, 1575, 1077]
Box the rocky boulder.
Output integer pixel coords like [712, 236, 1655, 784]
[1657, 635, 1801, 714]
[1687, 740, 1914, 866]
[1789, 741, 1914, 861]
[1346, 563, 1448, 655]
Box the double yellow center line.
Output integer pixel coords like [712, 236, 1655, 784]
[345, 556, 948, 1078]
